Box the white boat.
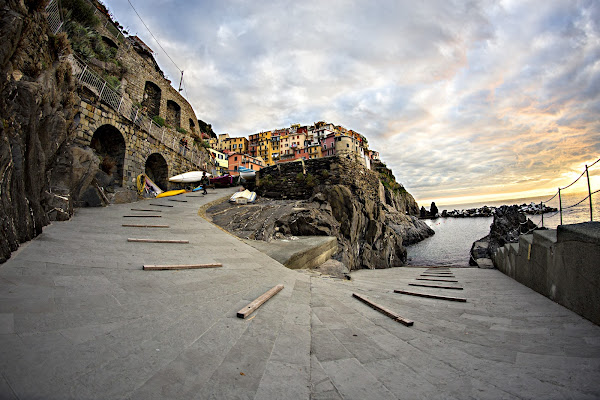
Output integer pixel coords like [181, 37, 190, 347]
[238, 166, 255, 180]
[168, 170, 211, 183]
[230, 189, 257, 203]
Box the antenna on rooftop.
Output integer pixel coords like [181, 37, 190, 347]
[178, 70, 184, 92]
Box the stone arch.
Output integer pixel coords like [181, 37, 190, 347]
[166, 100, 181, 129]
[145, 153, 169, 191]
[189, 118, 196, 135]
[90, 124, 126, 187]
[101, 36, 118, 50]
[142, 81, 161, 118]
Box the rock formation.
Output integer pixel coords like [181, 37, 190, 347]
[469, 205, 539, 266]
[0, 1, 80, 262]
[208, 156, 434, 271]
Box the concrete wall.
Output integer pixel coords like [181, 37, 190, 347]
[493, 222, 600, 325]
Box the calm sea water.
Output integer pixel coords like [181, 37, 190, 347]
[406, 192, 599, 267]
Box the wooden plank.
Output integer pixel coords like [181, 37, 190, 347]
[421, 274, 455, 278]
[237, 285, 284, 319]
[130, 208, 162, 212]
[149, 203, 174, 207]
[416, 278, 459, 283]
[409, 283, 463, 290]
[168, 199, 188, 202]
[127, 238, 189, 244]
[394, 290, 467, 302]
[122, 224, 170, 228]
[352, 293, 414, 327]
[143, 263, 222, 270]
[123, 215, 162, 218]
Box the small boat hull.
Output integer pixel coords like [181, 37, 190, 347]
[156, 189, 186, 198]
[169, 171, 210, 183]
[238, 167, 256, 180]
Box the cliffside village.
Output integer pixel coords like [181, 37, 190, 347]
[206, 122, 381, 176]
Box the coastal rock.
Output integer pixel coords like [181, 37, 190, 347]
[469, 205, 539, 266]
[210, 156, 434, 271]
[0, 1, 77, 262]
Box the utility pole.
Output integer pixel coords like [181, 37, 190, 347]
[178, 70, 184, 92]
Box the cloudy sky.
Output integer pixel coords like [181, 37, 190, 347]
[103, 0, 600, 205]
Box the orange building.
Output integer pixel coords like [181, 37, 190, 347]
[227, 153, 265, 176]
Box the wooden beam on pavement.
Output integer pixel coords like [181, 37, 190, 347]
[421, 274, 455, 278]
[149, 203, 174, 207]
[416, 278, 459, 283]
[168, 199, 188, 202]
[409, 283, 463, 290]
[394, 289, 467, 302]
[123, 215, 162, 218]
[237, 285, 284, 319]
[352, 293, 414, 327]
[130, 209, 162, 212]
[143, 263, 222, 270]
[127, 238, 189, 244]
[122, 224, 169, 228]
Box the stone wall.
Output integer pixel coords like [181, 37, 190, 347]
[256, 156, 418, 214]
[94, 20, 200, 137]
[73, 98, 208, 192]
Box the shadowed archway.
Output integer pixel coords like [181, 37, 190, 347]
[90, 124, 126, 187]
[145, 153, 168, 191]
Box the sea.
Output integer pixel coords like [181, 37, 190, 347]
[406, 192, 599, 267]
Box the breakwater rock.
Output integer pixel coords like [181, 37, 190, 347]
[469, 205, 539, 266]
[442, 202, 557, 218]
[209, 157, 434, 271]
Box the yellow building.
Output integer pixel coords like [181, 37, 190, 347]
[223, 136, 248, 154]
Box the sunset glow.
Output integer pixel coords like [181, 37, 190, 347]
[104, 0, 600, 203]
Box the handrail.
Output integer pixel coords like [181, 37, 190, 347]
[535, 157, 599, 228]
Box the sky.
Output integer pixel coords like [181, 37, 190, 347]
[102, 0, 600, 205]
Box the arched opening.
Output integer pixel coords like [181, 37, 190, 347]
[166, 100, 181, 129]
[142, 81, 161, 118]
[189, 118, 196, 135]
[145, 153, 168, 191]
[101, 36, 118, 50]
[90, 124, 126, 187]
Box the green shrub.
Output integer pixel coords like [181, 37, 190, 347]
[305, 173, 317, 187]
[177, 127, 188, 135]
[61, 0, 99, 28]
[296, 172, 304, 182]
[152, 116, 165, 127]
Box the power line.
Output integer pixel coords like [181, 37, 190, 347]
[126, 0, 182, 73]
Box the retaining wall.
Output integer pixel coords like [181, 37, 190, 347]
[493, 222, 600, 325]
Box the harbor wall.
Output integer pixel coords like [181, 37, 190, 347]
[493, 222, 600, 325]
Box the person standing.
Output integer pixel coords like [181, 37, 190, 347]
[201, 171, 208, 195]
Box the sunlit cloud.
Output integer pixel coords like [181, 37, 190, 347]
[105, 0, 600, 204]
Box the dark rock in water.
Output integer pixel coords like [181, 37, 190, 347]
[209, 156, 434, 271]
[469, 205, 538, 266]
[430, 202, 439, 217]
[420, 206, 427, 218]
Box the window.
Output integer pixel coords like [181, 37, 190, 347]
[234, 156, 238, 161]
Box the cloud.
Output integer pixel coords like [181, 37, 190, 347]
[104, 0, 600, 203]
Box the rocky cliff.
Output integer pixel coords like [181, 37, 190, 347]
[209, 157, 433, 271]
[0, 0, 79, 262]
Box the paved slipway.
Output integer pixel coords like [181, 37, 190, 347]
[1, 187, 599, 400]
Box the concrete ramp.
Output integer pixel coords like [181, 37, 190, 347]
[242, 236, 338, 270]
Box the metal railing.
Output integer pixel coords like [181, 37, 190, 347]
[541, 157, 599, 226]
[45, 0, 64, 34]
